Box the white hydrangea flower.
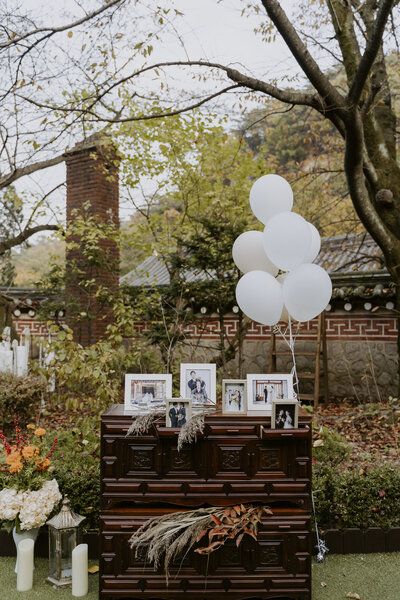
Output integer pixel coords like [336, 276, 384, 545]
[0, 488, 25, 521]
[18, 479, 62, 530]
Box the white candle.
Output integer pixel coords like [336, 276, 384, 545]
[72, 543, 88, 597]
[0, 349, 13, 373]
[16, 538, 34, 592]
[16, 346, 28, 377]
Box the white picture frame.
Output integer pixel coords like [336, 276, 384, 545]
[246, 374, 294, 414]
[166, 398, 192, 428]
[221, 379, 247, 415]
[124, 373, 172, 413]
[271, 399, 299, 429]
[180, 363, 216, 406]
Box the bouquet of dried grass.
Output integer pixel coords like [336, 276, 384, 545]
[125, 409, 165, 437]
[129, 504, 272, 580]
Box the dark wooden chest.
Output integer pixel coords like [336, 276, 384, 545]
[100, 405, 312, 600]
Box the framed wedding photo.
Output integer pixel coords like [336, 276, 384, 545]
[180, 363, 216, 406]
[166, 398, 192, 428]
[222, 379, 247, 415]
[271, 400, 299, 429]
[124, 374, 172, 413]
[246, 374, 294, 414]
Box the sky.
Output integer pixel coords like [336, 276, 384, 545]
[13, 0, 320, 230]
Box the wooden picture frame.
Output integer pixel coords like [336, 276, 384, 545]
[271, 399, 299, 429]
[165, 398, 192, 428]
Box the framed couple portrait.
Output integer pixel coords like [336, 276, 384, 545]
[221, 379, 247, 415]
[246, 374, 294, 414]
[124, 373, 172, 413]
[166, 398, 192, 428]
[180, 363, 216, 406]
[271, 400, 299, 429]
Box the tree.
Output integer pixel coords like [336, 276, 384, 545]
[117, 112, 268, 374]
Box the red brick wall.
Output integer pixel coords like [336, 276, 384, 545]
[64, 138, 119, 345]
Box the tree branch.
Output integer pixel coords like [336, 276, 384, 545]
[260, 0, 345, 112]
[0, 0, 124, 49]
[0, 154, 65, 189]
[0, 224, 59, 254]
[348, 0, 395, 104]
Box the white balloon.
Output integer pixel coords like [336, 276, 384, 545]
[235, 271, 283, 326]
[283, 264, 332, 322]
[232, 231, 279, 275]
[304, 222, 321, 263]
[250, 174, 293, 225]
[263, 212, 312, 271]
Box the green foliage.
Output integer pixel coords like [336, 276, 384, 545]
[40, 324, 161, 408]
[313, 426, 351, 468]
[53, 418, 100, 529]
[0, 373, 47, 432]
[314, 464, 400, 529]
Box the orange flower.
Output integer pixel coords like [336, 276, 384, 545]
[27, 423, 36, 430]
[6, 451, 21, 465]
[9, 460, 23, 473]
[21, 445, 39, 460]
[6, 451, 23, 473]
[34, 427, 46, 437]
[36, 457, 51, 471]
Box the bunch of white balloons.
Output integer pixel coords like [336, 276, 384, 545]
[233, 174, 332, 325]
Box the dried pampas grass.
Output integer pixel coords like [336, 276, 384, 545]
[177, 412, 205, 451]
[129, 504, 272, 581]
[125, 409, 165, 437]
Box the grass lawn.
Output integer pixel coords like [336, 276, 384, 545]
[0, 553, 399, 599]
[0, 557, 98, 600]
[313, 553, 400, 599]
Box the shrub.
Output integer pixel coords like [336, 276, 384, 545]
[0, 373, 47, 432]
[313, 426, 350, 468]
[313, 464, 400, 530]
[52, 416, 101, 530]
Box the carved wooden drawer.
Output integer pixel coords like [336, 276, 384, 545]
[100, 405, 312, 600]
[100, 508, 311, 600]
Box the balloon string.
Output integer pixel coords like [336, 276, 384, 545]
[273, 317, 301, 401]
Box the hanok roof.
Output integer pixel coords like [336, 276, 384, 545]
[121, 233, 387, 288]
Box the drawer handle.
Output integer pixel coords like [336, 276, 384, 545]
[278, 525, 291, 530]
[227, 429, 239, 433]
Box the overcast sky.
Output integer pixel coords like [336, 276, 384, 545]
[15, 0, 320, 227]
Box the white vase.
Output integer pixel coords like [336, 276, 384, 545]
[12, 526, 40, 573]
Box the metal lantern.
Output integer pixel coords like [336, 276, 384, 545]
[46, 497, 86, 586]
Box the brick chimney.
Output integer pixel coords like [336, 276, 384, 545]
[64, 135, 119, 345]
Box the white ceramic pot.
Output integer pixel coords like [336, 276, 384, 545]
[12, 526, 40, 573]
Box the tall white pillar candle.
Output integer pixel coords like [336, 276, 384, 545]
[72, 543, 88, 597]
[16, 539, 34, 592]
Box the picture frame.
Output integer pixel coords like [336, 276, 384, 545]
[246, 374, 294, 414]
[124, 374, 172, 413]
[221, 379, 247, 415]
[271, 399, 299, 429]
[180, 363, 216, 406]
[166, 398, 192, 428]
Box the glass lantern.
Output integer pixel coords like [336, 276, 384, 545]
[46, 496, 86, 586]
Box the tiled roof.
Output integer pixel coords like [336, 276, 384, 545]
[121, 233, 387, 287]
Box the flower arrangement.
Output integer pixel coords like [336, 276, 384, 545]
[0, 422, 61, 531]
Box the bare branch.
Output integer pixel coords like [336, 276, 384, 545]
[0, 0, 124, 49]
[0, 154, 65, 189]
[260, 0, 345, 112]
[348, 0, 395, 104]
[0, 224, 59, 254]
